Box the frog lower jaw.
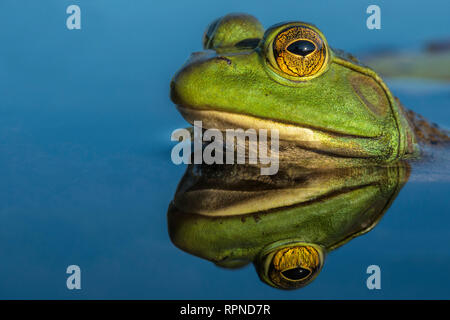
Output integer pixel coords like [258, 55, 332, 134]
[176, 105, 381, 159]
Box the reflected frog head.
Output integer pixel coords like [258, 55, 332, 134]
[167, 162, 410, 290]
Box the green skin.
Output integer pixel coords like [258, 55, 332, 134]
[170, 13, 425, 165]
[168, 162, 410, 289]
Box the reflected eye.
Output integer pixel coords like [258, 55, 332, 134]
[265, 245, 323, 289]
[271, 25, 327, 78]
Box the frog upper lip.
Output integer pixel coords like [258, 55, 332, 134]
[172, 177, 375, 217]
[175, 104, 378, 140]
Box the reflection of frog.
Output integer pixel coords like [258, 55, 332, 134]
[170, 14, 449, 168]
[167, 162, 410, 290]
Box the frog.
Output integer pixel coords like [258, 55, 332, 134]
[170, 13, 449, 167]
[167, 161, 410, 289]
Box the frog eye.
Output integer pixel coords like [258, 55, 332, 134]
[267, 24, 328, 80]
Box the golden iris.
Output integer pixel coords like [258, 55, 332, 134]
[272, 25, 327, 78]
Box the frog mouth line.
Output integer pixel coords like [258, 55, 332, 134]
[172, 182, 375, 217]
[176, 105, 376, 139]
[176, 105, 381, 158]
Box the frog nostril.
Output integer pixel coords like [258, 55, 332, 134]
[216, 56, 232, 65]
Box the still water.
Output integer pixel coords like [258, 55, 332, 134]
[0, 0, 449, 299]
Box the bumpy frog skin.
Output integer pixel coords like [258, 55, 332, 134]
[168, 162, 410, 289]
[170, 13, 434, 165]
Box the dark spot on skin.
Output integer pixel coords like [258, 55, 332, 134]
[241, 216, 246, 223]
[216, 56, 232, 65]
[253, 214, 261, 222]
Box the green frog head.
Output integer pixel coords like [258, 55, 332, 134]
[167, 162, 410, 290]
[170, 13, 419, 164]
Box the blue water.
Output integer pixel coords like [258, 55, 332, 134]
[0, 0, 449, 299]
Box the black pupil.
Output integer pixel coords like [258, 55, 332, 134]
[286, 40, 316, 56]
[281, 267, 311, 280]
